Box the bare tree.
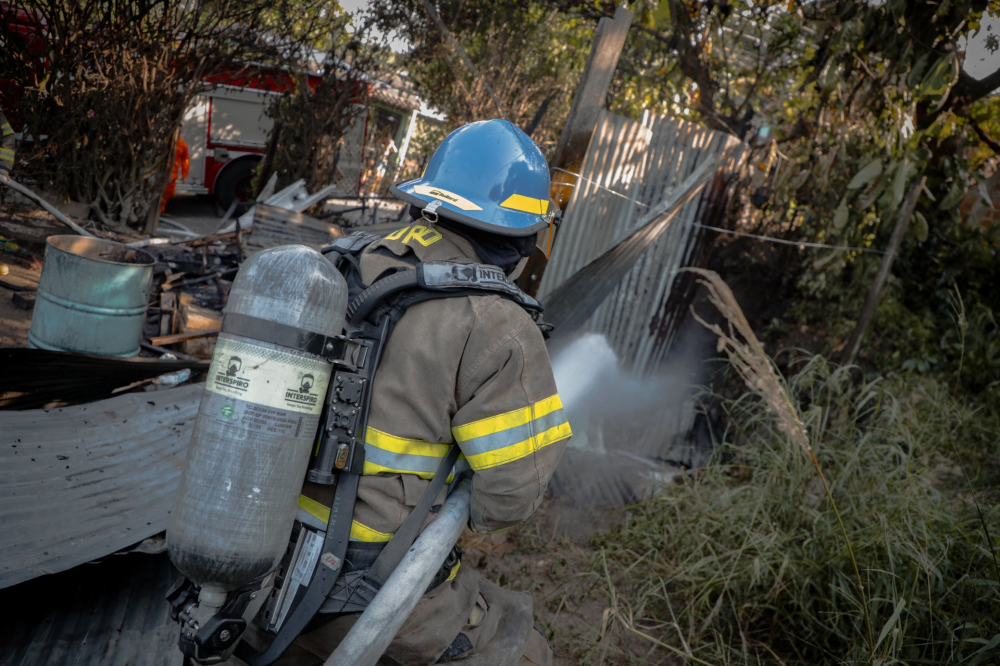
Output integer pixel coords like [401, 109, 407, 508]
[0, 0, 341, 229]
[264, 10, 392, 194]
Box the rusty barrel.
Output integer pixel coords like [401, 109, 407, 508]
[28, 235, 155, 357]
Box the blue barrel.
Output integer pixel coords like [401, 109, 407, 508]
[29, 235, 155, 357]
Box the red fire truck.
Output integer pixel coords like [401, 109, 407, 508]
[0, 8, 377, 210]
[173, 69, 369, 210]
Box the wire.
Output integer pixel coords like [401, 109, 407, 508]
[551, 169, 880, 254]
[551, 166, 651, 208]
[694, 223, 885, 254]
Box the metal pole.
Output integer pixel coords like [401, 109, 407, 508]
[325, 480, 472, 666]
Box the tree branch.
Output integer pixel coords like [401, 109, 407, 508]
[972, 120, 1000, 155]
[953, 65, 1000, 107]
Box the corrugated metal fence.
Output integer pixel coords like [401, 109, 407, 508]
[539, 110, 743, 373]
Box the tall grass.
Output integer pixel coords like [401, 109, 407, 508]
[589, 270, 1000, 665]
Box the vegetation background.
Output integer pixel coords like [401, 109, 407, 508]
[369, 1, 1000, 663]
[1, 0, 998, 662]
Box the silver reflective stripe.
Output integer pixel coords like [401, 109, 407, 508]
[364, 443, 446, 474]
[457, 408, 568, 456]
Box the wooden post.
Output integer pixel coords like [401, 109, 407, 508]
[550, 5, 633, 210]
[841, 176, 926, 366]
[519, 6, 633, 297]
[255, 120, 282, 199]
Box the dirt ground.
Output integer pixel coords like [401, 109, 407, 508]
[457, 495, 633, 665]
[0, 262, 35, 348]
[0, 201, 51, 348]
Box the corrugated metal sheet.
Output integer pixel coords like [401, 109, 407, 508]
[0, 552, 183, 666]
[539, 110, 743, 373]
[541, 155, 722, 339]
[0, 384, 200, 589]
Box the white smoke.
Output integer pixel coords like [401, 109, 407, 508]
[550, 333, 704, 505]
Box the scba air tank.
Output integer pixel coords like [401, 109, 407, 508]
[167, 245, 347, 592]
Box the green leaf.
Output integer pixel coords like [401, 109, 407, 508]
[874, 599, 905, 652]
[939, 180, 965, 211]
[967, 632, 1000, 666]
[907, 53, 930, 88]
[848, 159, 883, 190]
[858, 174, 887, 209]
[913, 211, 928, 242]
[790, 169, 811, 190]
[917, 56, 956, 99]
[978, 178, 993, 207]
[834, 197, 850, 229]
[922, 181, 937, 202]
[891, 157, 909, 208]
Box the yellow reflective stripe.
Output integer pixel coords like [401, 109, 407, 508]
[363, 459, 435, 480]
[362, 458, 455, 483]
[350, 520, 393, 542]
[453, 394, 563, 442]
[464, 421, 572, 471]
[499, 193, 549, 215]
[366, 427, 451, 458]
[298, 494, 330, 523]
[1, 123, 13, 135]
[0, 148, 14, 159]
[445, 559, 461, 582]
[364, 427, 454, 479]
[297, 496, 394, 542]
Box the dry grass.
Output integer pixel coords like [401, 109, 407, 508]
[582, 269, 1000, 665]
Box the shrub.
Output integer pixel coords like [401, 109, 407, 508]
[591, 273, 1000, 665]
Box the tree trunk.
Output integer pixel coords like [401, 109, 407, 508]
[255, 121, 283, 199]
[841, 176, 926, 366]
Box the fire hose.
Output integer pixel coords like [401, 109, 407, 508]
[325, 479, 473, 666]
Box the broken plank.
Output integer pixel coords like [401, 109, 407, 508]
[158, 291, 176, 337]
[149, 328, 220, 346]
[178, 302, 221, 359]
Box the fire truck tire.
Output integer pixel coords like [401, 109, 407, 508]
[214, 156, 262, 212]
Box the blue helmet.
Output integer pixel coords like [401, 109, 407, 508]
[391, 119, 553, 237]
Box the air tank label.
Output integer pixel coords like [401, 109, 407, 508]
[202, 392, 316, 437]
[205, 335, 331, 416]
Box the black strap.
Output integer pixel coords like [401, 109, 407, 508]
[364, 445, 462, 589]
[417, 262, 542, 313]
[346, 261, 542, 326]
[234, 471, 360, 666]
[221, 312, 353, 362]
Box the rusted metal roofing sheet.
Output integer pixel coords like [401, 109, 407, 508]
[539, 110, 744, 373]
[0, 384, 200, 589]
[0, 552, 182, 666]
[542, 155, 721, 338]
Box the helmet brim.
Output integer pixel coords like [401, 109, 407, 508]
[391, 182, 551, 238]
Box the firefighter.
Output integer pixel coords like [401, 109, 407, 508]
[0, 109, 14, 186]
[161, 134, 190, 212]
[279, 120, 571, 665]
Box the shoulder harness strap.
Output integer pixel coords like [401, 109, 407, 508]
[347, 260, 542, 327]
